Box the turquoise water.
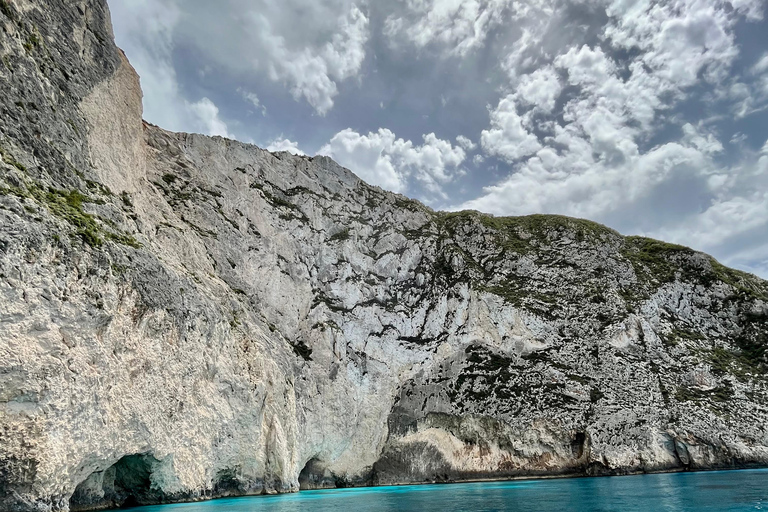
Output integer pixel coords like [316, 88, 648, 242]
[126, 469, 768, 511]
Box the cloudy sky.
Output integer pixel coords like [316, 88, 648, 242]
[108, 0, 768, 278]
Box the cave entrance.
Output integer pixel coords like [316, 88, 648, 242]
[213, 467, 243, 496]
[70, 453, 162, 511]
[299, 458, 337, 490]
[571, 432, 588, 460]
[298, 458, 319, 490]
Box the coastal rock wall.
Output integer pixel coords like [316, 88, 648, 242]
[0, 0, 767, 510]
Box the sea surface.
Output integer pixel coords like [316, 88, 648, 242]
[126, 469, 768, 512]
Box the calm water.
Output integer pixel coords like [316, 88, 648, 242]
[126, 469, 768, 512]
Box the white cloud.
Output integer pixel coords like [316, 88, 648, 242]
[753, 53, 768, 75]
[728, 0, 765, 20]
[681, 123, 724, 156]
[480, 96, 541, 162]
[242, 91, 260, 108]
[266, 138, 305, 155]
[255, 6, 368, 115]
[384, 0, 515, 56]
[319, 128, 465, 196]
[322, 5, 369, 82]
[602, 0, 740, 88]
[238, 88, 267, 116]
[734, 52, 768, 117]
[111, 0, 369, 117]
[463, 131, 710, 220]
[456, 135, 477, 151]
[187, 98, 232, 138]
[514, 66, 562, 112]
[555, 46, 615, 87]
[654, 193, 768, 250]
[177, 1, 369, 115]
[468, 0, 761, 236]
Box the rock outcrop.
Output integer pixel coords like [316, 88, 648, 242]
[1, 1, 767, 510]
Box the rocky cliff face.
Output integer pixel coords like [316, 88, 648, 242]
[1, 1, 767, 510]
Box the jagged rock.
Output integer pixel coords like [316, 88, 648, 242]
[0, 0, 767, 510]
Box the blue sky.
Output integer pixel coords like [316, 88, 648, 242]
[108, 0, 768, 278]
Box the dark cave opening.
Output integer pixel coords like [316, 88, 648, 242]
[571, 432, 588, 460]
[298, 458, 335, 490]
[298, 458, 319, 490]
[69, 453, 162, 511]
[213, 467, 244, 496]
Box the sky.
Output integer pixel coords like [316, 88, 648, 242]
[107, 0, 768, 278]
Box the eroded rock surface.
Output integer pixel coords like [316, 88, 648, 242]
[1, 1, 767, 510]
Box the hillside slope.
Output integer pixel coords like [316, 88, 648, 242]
[0, 1, 766, 510]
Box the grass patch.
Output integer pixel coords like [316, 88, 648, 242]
[621, 236, 693, 284]
[36, 188, 104, 246]
[393, 195, 432, 214]
[672, 329, 705, 341]
[23, 33, 40, 52]
[251, 182, 307, 220]
[0, 0, 16, 20]
[621, 237, 768, 302]
[675, 383, 733, 403]
[1, 150, 27, 173]
[0, 180, 141, 248]
[709, 258, 768, 301]
[663, 328, 705, 347]
[105, 232, 142, 249]
[708, 345, 763, 380]
[270, 195, 295, 209]
[436, 211, 616, 258]
[481, 283, 557, 308]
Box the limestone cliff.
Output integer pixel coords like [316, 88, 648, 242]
[0, 1, 767, 511]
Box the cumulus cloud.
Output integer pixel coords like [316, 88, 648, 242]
[733, 52, 768, 117]
[514, 66, 563, 112]
[479, 65, 564, 161]
[465, 134, 709, 216]
[602, 0, 740, 87]
[187, 98, 232, 138]
[319, 129, 465, 196]
[681, 123, 724, 156]
[650, 142, 768, 274]
[110, 0, 369, 117]
[176, 0, 368, 115]
[456, 135, 477, 151]
[384, 0, 514, 56]
[267, 138, 305, 155]
[480, 96, 541, 162]
[555, 46, 614, 87]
